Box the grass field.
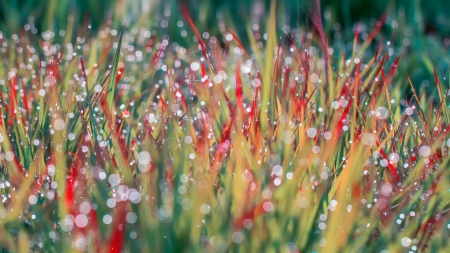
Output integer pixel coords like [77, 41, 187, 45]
[0, 0, 449, 252]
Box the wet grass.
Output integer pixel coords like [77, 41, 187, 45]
[0, 0, 449, 252]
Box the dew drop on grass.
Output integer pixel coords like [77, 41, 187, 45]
[48, 164, 55, 176]
[54, 119, 65, 131]
[262, 189, 272, 199]
[272, 165, 283, 176]
[108, 174, 121, 186]
[29, 195, 38, 205]
[180, 174, 188, 183]
[190, 62, 200, 71]
[232, 231, 244, 243]
[381, 183, 392, 196]
[46, 190, 54, 200]
[184, 136, 193, 144]
[376, 106, 389, 119]
[44, 75, 56, 86]
[68, 133, 75, 140]
[243, 219, 253, 229]
[107, 198, 116, 208]
[362, 133, 376, 146]
[200, 204, 210, 214]
[263, 202, 273, 212]
[312, 146, 320, 153]
[419, 146, 431, 157]
[286, 172, 293, 179]
[401, 237, 412, 247]
[405, 107, 414, 115]
[75, 237, 87, 251]
[339, 99, 348, 107]
[389, 153, 399, 163]
[213, 75, 223, 83]
[332, 101, 340, 109]
[5, 151, 14, 161]
[178, 186, 187, 195]
[94, 85, 102, 92]
[126, 212, 137, 223]
[373, 151, 381, 159]
[309, 73, 319, 83]
[99, 171, 106, 180]
[380, 159, 388, 167]
[268, 154, 281, 166]
[225, 33, 233, 41]
[319, 223, 326, 230]
[122, 110, 130, 118]
[138, 151, 151, 164]
[128, 190, 142, 204]
[274, 178, 282, 186]
[61, 216, 74, 232]
[79, 201, 91, 214]
[282, 131, 295, 143]
[251, 79, 261, 88]
[0, 134, 3, 142]
[306, 128, 317, 138]
[324, 132, 332, 140]
[297, 197, 309, 208]
[75, 214, 88, 227]
[103, 214, 112, 224]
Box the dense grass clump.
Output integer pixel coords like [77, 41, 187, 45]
[0, 1, 448, 252]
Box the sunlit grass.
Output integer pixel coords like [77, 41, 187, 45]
[0, 1, 448, 253]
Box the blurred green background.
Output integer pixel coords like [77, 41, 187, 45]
[1, 0, 450, 94]
[1, 0, 450, 37]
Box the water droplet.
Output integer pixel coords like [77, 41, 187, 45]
[251, 79, 261, 88]
[298, 197, 309, 208]
[376, 106, 389, 119]
[401, 237, 411, 247]
[306, 128, 317, 138]
[362, 133, 376, 146]
[108, 174, 121, 186]
[232, 231, 244, 243]
[263, 202, 273, 212]
[122, 110, 130, 118]
[29, 195, 38, 205]
[75, 214, 88, 227]
[138, 151, 151, 165]
[54, 119, 66, 131]
[405, 107, 414, 115]
[45, 75, 56, 86]
[103, 214, 112, 224]
[282, 131, 295, 143]
[419, 146, 431, 157]
[190, 62, 200, 71]
[200, 204, 210, 214]
[126, 212, 138, 223]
